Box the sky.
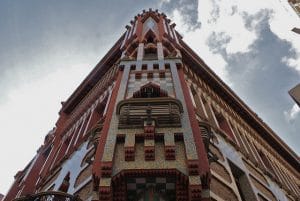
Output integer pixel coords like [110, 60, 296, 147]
[0, 0, 299, 195]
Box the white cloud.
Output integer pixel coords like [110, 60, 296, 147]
[167, 0, 284, 85]
[201, 0, 300, 70]
[204, 0, 258, 54]
[165, 0, 300, 156]
[170, 5, 231, 85]
[284, 104, 300, 122]
[282, 55, 300, 73]
[0, 63, 90, 194]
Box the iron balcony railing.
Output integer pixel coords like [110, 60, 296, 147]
[13, 191, 82, 201]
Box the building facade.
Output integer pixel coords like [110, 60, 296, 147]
[3, 9, 300, 201]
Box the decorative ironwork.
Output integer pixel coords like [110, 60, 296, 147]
[116, 97, 183, 128]
[199, 121, 218, 164]
[13, 191, 82, 201]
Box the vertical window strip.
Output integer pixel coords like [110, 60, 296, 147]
[204, 101, 219, 128]
[228, 160, 257, 201]
[227, 120, 239, 144]
[284, 171, 300, 195]
[65, 125, 80, 156]
[213, 108, 235, 141]
[190, 85, 207, 120]
[240, 132, 257, 163]
[232, 126, 247, 153]
[49, 142, 63, 170]
[252, 143, 268, 172]
[272, 162, 291, 190]
[81, 108, 94, 137]
[245, 136, 260, 165]
[188, 84, 196, 107]
[276, 164, 299, 195]
[38, 144, 54, 177]
[258, 151, 279, 181]
[198, 93, 209, 120]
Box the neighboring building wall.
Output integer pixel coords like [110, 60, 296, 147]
[289, 83, 300, 106]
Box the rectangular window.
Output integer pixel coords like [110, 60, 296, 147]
[147, 72, 153, 79]
[135, 72, 142, 80]
[142, 64, 147, 70]
[257, 150, 275, 176]
[228, 160, 256, 201]
[165, 63, 170, 69]
[159, 72, 165, 78]
[214, 110, 235, 141]
[130, 64, 136, 71]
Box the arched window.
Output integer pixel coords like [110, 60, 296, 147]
[143, 30, 158, 60]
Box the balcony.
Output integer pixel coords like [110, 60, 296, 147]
[117, 97, 183, 128]
[13, 191, 82, 201]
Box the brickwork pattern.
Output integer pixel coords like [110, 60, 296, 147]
[127, 68, 174, 98]
[210, 176, 238, 201]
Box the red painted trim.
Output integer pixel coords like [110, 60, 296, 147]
[2, 181, 20, 201]
[39, 135, 62, 180]
[136, 16, 143, 42]
[92, 68, 123, 186]
[85, 110, 101, 136]
[177, 66, 210, 177]
[65, 121, 83, 156]
[69, 110, 96, 155]
[21, 154, 45, 195]
[52, 140, 68, 169]
[38, 115, 68, 179]
[158, 16, 165, 41]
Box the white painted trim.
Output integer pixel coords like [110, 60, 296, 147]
[22, 155, 38, 184]
[81, 108, 94, 137]
[38, 144, 54, 176]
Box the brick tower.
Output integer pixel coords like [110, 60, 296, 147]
[4, 9, 300, 201]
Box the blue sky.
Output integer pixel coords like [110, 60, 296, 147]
[0, 0, 299, 195]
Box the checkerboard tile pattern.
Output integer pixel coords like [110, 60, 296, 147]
[126, 177, 176, 200]
[126, 70, 174, 98]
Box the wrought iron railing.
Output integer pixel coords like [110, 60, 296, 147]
[13, 191, 82, 201]
[117, 97, 183, 128]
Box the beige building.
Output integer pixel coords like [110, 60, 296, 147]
[289, 83, 300, 106]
